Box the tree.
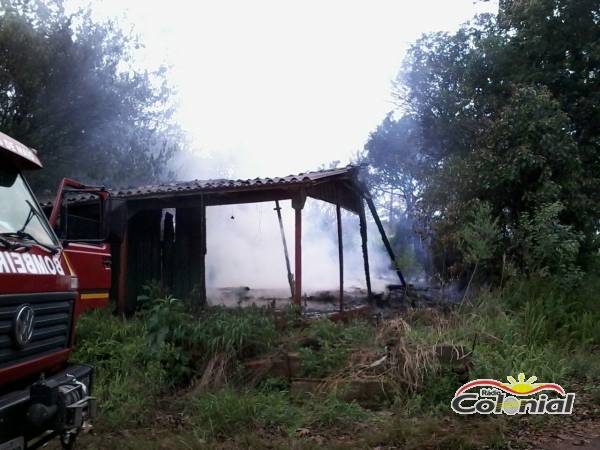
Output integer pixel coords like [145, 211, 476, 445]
[0, 0, 181, 194]
[363, 114, 423, 220]
[365, 0, 600, 279]
[362, 114, 431, 276]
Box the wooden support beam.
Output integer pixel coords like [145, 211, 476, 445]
[364, 196, 406, 287]
[336, 203, 344, 313]
[358, 201, 372, 299]
[292, 193, 306, 306]
[274, 201, 294, 297]
[294, 207, 302, 306]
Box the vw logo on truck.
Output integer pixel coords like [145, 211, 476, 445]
[13, 305, 34, 347]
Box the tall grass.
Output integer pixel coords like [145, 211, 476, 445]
[388, 273, 600, 415]
[298, 318, 376, 378]
[73, 303, 281, 429]
[186, 387, 371, 438]
[73, 310, 171, 428]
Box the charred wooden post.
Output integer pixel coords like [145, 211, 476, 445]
[293, 204, 302, 306]
[174, 205, 207, 307]
[358, 201, 372, 299]
[274, 200, 294, 297]
[199, 198, 207, 308]
[364, 196, 406, 287]
[292, 192, 306, 306]
[336, 203, 344, 312]
[162, 211, 175, 289]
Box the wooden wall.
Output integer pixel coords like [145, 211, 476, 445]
[172, 206, 206, 307]
[125, 210, 162, 312]
[122, 205, 207, 312]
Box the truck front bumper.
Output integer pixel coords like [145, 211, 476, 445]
[0, 364, 95, 448]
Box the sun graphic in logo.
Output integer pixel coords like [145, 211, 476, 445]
[454, 372, 566, 397]
[502, 373, 540, 395]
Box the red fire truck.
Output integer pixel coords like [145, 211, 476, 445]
[0, 131, 111, 449]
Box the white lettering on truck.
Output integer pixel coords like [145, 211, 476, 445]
[33, 254, 48, 274]
[12, 253, 26, 273]
[0, 251, 65, 275]
[22, 254, 37, 274]
[53, 256, 65, 275]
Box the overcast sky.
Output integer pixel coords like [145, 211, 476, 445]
[73, 0, 497, 180]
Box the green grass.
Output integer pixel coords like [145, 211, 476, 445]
[185, 388, 372, 439]
[142, 296, 279, 359]
[190, 306, 278, 357]
[72, 310, 171, 428]
[73, 303, 282, 429]
[71, 274, 600, 448]
[297, 318, 376, 378]
[366, 414, 509, 450]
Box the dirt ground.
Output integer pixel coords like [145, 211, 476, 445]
[68, 416, 600, 450]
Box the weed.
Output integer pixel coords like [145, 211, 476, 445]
[186, 387, 372, 439]
[191, 306, 278, 358]
[188, 388, 302, 437]
[299, 343, 349, 378]
[304, 395, 371, 427]
[367, 414, 507, 450]
[72, 310, 171, 428]
[399, 369, 460, 416]
[568, 352, 600, 381]
[257, 376, 290, 393]
[299, 319, 374, 378]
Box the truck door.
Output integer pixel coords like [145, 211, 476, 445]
[49, 179, 112, 314]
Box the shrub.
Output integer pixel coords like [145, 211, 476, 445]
[299, 343, 349, 378]
[299, 319, 374, 378]
[395, 246, 424, 280]
[73, 310, 175, 428]
[458, 201, 502, 269]
[191, 306, 278, 358]
[140, 286, 278, 360]
[516, 201, 584, 286]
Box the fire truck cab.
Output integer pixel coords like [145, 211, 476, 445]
[0, 132, 111, 449]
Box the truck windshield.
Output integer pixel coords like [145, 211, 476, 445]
[0, 168, 58, 249]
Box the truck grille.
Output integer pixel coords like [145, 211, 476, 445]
[0, 292, 75, 368]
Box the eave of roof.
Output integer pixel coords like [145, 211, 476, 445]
[111, 165, 358, 199]
[43, 165, 362, 207]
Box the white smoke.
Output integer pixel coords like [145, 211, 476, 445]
[172, 149, 398, 294]
[204, 199, 395, 293]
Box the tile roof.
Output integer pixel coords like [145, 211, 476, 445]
[45, 165, 361, 206]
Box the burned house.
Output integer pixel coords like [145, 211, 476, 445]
[49, 165, 404, 314]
